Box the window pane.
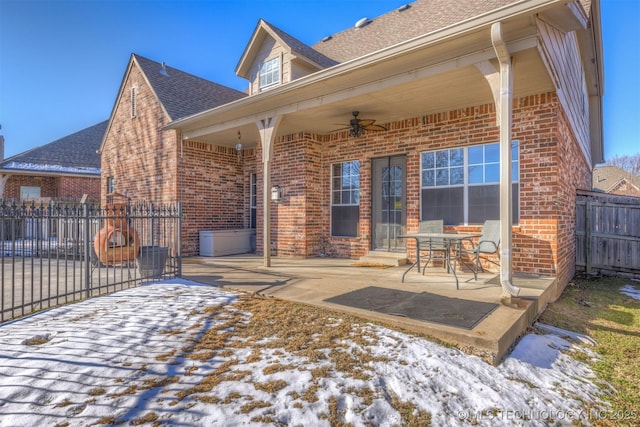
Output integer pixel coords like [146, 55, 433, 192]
[468, 165, 482, 184]
[450, 167, 464, 185]
[422, 170, 434, 187]
[332, 164, 341, 177]
[450, 148, 464, 166]
[468, 184, 520, 224]
[468, 146, 483, 164]
[485, 164, 500, 183]
[351, 161, 360, 176]
[436, 150, 449, 168]
[485, 143, 499, 162]
[331, 206, 359, 237]
[342, 190, 351, 204]
[468, 185, 499, 224]
[422, 152, 434, 169]
[511, 141, 519, 160]
[436, 169, 449, 186]
[332, 176, 341, 190]
[421, 187, 464, 225]
[332, 191, 341, 204]
[420, 142, 519, 226]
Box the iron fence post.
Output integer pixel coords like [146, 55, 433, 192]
[177, 201, 182, 277]
[84, 203, 91, 298]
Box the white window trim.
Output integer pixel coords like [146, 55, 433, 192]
[259, 57, 280, 90]
[330, 160, 360, 237]
[420, 142, 519, 225]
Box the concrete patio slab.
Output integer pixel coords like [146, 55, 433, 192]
[181, 255, 557, 364]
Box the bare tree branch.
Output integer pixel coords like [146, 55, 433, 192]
[605, 153, 640, 175]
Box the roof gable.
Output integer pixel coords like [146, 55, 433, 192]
[133, 54, 247, 121]
[0, 121, 106, 175]
[236, 19, 338, 79]
[593, 166, 640, 193]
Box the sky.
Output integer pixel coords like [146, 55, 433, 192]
[0, 0, 638, 162]
[2, 278, 635, 426]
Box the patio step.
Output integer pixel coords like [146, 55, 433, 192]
[358, 252, 408, 267]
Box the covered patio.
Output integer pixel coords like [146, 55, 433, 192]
[181, 255, 557, 364]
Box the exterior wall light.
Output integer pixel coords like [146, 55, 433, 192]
[271, 185, 283, 203]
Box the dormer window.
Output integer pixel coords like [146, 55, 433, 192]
[259, 57, 280, 90]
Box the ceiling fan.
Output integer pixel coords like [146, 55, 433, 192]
[334, 111, 387, 137]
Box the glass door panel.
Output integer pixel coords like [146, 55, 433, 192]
[371, 155, 406, 251]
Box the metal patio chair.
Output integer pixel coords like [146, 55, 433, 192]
[460, 220, 501, 274]
[419, 219, 448, 272]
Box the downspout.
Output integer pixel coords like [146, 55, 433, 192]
[491, 22, 521, 298]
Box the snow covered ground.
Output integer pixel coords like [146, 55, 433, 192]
[1, 279, 636, 426]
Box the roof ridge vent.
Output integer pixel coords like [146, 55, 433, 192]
[397, 3, 412, 12]
[321, 35, 333, 42]
[354, 17, 371, 28]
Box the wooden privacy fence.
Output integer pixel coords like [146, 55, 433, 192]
[576, 190, 640, 277]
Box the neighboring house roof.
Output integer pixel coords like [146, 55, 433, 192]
[133, 54, 248, 121]
[236, 19, 338, 78]
[312, 0, 592, 63]
[0, 120, 106, 176]
[593, 165, 640, 195]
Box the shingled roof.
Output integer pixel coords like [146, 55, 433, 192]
[134, 54, 247, 121]
[312, 0, 592, 63]
[0, 120, 106, 176]
[593, 165, 640, 194]
[261, 20, 338, 69]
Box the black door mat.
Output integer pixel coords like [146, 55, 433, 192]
[324, 286, 498, 329]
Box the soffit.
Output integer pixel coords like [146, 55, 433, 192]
[176, 14, 553, 148]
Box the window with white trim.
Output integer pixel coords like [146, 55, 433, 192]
[107, 177, 115, 194]
[250, 173, 257, 229]
[20, 186, 41, 199]
[259, 57, 280, 90]
[421, 142, 519, 225]
[331, 160, 360, 237]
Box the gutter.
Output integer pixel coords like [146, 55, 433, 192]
[166, 0, 565, 132]
[491, 22, 521, 298]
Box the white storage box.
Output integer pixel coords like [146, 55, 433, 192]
[199, 229, 254, 256]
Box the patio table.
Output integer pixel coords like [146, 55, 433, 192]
[400, 232, 480, 288]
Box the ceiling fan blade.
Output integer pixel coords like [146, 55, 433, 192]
[357, 119, 376, 126]
[330, 126, 352, 132]
[363, 124, 387, 131]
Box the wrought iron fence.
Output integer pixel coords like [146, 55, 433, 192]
[1, 200, 181, 323]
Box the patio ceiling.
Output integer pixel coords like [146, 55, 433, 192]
[170, 11, 555, 149]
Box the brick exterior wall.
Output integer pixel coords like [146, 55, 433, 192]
[4, 175, 58, 198]
[101, 60, 264, 256]
[2, 175, 99, 200]
[59, 176, 100, 200]
[100, 61, 179, 207]
[179, 141, 254, 255]
[251, 92, 590, 291]
[105, 76, 590, 290]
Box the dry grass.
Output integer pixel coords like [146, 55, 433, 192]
[23, 335, 52, 346]
[538, 276, 640, 427]
[167, 294, 431, 424]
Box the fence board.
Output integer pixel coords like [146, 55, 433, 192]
[576, 190, 640, 277]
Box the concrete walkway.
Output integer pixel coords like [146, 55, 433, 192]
[181, 255, 557, 364]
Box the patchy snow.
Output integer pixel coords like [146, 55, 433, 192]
[0, 279, 608, 426]
[620, 284, 640, 300]
[1, 161, 100, 175]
